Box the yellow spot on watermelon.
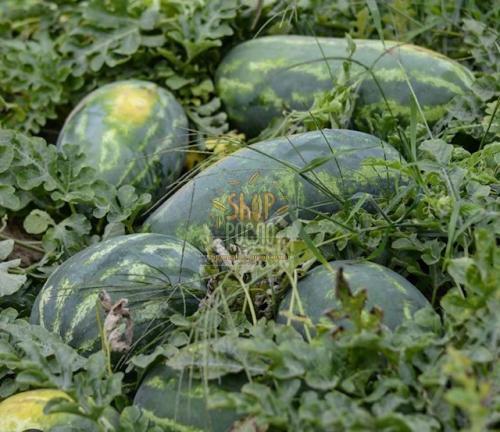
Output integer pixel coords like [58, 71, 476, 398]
[108, 84, 157, 126]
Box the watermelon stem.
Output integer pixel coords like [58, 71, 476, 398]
[95, 299, 113, 375]
[479, 97, 499, 150]
[236, 274, 257, 326]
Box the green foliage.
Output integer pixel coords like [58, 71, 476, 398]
[252, 0, 499, 147]
[0, 1, 498, 431]
[263, 0, 498, 62]
[0, 0, 243, 135]
[0, 240, 26, 297]
[0, 308, 171, 431]
[156, 230, 497, 432]
[0, 308, 85, 396]
[0, 128, 151, 299]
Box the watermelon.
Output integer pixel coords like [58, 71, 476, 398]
[278, 260, 430, 333]
[0, 389, 94, 431]
[58, 80, 188, 195]
[144, 129, 402, 249]
[30, 234, 207, 355]
[215, 36, 474, 137]
[134, 363, 242, 432]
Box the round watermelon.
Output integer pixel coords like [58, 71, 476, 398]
[30, 234, 207, 355]
[278, 260, 429, 333]
[216, 36, 474, 137]
[0, 389, 93, 432]
[58, 80, 188, 195]
[134, 363, 242, 432]
[144, 129, 403, 249]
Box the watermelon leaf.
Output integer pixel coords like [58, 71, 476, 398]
[0, 240, 26, 297]
[23, 210, 55, 235]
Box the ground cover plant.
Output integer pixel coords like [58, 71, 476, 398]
[0, 1, 498, 431]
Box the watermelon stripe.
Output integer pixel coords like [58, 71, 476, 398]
[363, 67, 465, 94]
[65, 292, 99, 347]
[134, 364, 242, 432]
[48, 279, 75, 336]
[119, 101, 176, 187]
[141, 412, 204, 432]
[119, 121, 161, 186]
[356, 100, 447, 122]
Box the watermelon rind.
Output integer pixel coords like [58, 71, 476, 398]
[278, 260, 430, 333]
[134, 363, 242, 432]
[144, 129, 403, 249]
[30, 234, 207, 355]
[0, 389, 94, 432]
[58, 79, 188, 195]
[216, 36, 474, 137]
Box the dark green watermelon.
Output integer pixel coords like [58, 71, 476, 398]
[134, 363, 242, 432]
[30, 234, 207, 355]
[144, 129, 402, 248]
[216, 36, 474, 137]
[278, 260, 429, 333]
[58, 80, 188, 195]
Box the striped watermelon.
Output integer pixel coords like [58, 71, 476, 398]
[134, 363, 242, 432]
[278, 260, 430, 333]
[58, 80, 188, 195]
[215, 36, 474, 137]
[144, 129, 402, 248]
[0, 389, 94, 431]
[30, 234, 207, 355]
